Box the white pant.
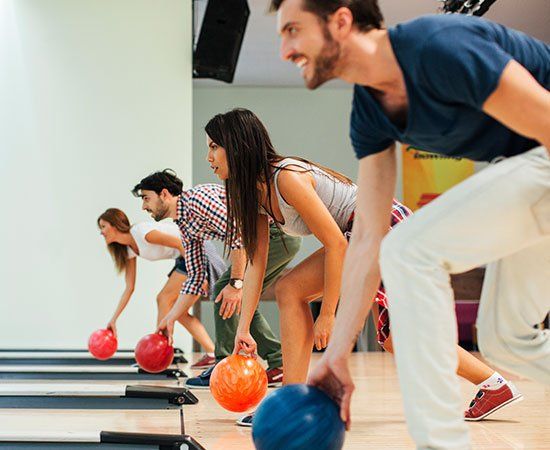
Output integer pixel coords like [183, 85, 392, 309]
[380, 147, 550, 449]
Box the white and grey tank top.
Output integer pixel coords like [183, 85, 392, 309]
[266, 158, 357, 237]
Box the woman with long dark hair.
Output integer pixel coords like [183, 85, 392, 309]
[98, 208, 222, 370]
[204, 108, 520, 424]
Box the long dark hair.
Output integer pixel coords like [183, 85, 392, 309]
[205, 108, 352, 260]
[97, 208, 131, 273]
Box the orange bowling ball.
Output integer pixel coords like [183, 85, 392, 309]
[210, 355, 268, 412]
[134, 333, 174, 373]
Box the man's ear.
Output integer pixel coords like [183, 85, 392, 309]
[160, 188, 170, 199]
[330, 7, 354, 39]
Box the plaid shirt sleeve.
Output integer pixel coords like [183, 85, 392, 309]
[187, 187, 243, 249]
[390, 200, 413, 227]
[180, 238, 208, 296]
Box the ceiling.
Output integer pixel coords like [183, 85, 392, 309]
[193, 0, 550, 87]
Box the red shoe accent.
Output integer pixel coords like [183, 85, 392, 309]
[266, 367, 283, 387]
[190, 353, 216, 370]
[464, 383, 523, 421]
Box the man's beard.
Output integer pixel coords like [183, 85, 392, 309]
[307, 25, 341, 89]
[152, 204, 169, 221]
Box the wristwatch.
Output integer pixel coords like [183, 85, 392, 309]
[229, 278, 243, 289]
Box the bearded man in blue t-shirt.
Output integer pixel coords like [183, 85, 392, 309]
[270, 0, 550, 448]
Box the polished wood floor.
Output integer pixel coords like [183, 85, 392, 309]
[0, 352, 548, 449]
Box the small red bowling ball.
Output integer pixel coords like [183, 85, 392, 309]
[135, 333, 174, 373]
[88, 329, 118, 360]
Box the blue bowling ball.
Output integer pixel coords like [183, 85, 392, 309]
[252, 384, 345, 450]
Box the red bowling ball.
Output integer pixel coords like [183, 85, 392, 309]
[135, 333, 174, 373]
[88, 329, 118, 360]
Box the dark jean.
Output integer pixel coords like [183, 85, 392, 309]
[167, 257, 187, 277]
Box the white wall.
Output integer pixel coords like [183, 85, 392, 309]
[0, 1, 193, 351]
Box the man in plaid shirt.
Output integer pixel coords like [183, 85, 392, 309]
[131, 170, 301, 392]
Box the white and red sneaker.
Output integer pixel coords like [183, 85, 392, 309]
[464, 382, 523, 421]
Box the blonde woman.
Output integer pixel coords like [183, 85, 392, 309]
[98, 208, 225, 369]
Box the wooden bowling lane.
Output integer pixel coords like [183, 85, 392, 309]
[186, 353, 550, 450]
[170, 353, 550, 450]
[1, 378, 185, 388]
[0, 409, 202, 449]
[345, 353, 550, 450]
[0, 353, 548, 449]
[0, 364, 186, 381]
[0, 382, 198, 409]
[0, 408, 183, 438]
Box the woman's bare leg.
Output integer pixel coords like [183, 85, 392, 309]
[275, 248, 326, 384]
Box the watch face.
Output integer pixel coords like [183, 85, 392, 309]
[232, 279, 243, 289]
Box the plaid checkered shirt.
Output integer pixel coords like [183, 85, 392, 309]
[373, 199, 413, 308]
[174, 184, 241, 296]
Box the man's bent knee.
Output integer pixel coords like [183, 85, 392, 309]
[477, 323, 524, 370]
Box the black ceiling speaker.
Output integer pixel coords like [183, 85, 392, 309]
[193, 0, 250, 83]
[438, 0, 498, 16]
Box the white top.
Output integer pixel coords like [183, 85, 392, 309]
[265, 158, 357, 237]
[127, 221, 181, 261]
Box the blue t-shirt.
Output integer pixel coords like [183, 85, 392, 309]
[350, 15, 550, 162]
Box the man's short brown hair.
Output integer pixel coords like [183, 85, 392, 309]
[270, 0, 384, 32]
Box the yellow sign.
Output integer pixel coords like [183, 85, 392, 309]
[402, 145, 474, 211]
